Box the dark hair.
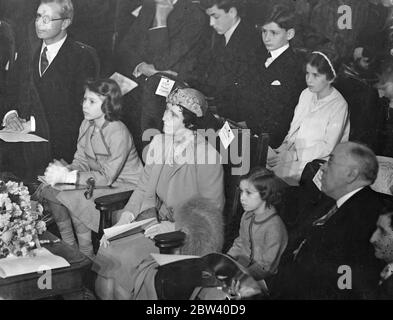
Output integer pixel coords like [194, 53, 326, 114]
[84, 78, 122, 122]
[347, 142, 379, 184]
[200, 0, 246, 17]
[256, 3, 297, 30]
[307, 50, 339, 81]
[179, 106, 198, 131]
[240, 167, 284, 209]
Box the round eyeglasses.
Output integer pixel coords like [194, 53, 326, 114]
[35, 14, 68, 25]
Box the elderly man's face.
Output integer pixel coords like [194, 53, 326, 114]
[321, 144, 353, 200]
[370, 214, 393, 263]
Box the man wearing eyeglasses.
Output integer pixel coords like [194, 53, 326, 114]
[2, 0, 96, 180]
[266, 142, 385, 299]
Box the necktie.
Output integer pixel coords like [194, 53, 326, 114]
[40, 47, 49, 76]
[312, 204, 338, 226]
[264, 52, 273, 68]
[293, 204, 339, 261]
[379, 263, 393, 285]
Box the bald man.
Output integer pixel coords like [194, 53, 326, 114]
[267, 142, 384, 299]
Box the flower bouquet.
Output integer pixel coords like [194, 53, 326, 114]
[0, 181, 46, 258]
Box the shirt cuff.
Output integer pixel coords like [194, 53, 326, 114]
[30, 116, 36, 132]
[2, 110, 18, 126]
[149, 25, 167, 30]
[132, 62, 145, 78]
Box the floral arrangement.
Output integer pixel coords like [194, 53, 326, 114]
[0, 181, 46, 258]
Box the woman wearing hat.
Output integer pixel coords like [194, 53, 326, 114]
[93, 88, 225, 300]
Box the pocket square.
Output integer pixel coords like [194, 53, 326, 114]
[271, 80, 281, 86]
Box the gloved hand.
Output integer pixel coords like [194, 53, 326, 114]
[115, 210, 135, 226]
[44, 162, 77, 186]
[144, 221, 175, 239]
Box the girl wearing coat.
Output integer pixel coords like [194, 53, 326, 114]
[41, 78, 143, 259]
[267, 50, 350, 185]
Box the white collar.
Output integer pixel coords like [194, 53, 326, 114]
[40, 34, 67, 57]
[336, 187, 364, 208]
[269, 43, 290, 60]
[224, 18, 241, 45]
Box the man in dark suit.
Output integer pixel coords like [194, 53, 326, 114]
[3, 0, 96, 179]
[115, 0, 208, 149]
[185, 0, 263, 123]
[370, 209, 393, 299]
[267, 142, 384, 299]
[247, 4, 305, 148]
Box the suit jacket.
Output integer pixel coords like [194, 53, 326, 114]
[247, 47, 306, 148]
[116, 0, 208, 79]
[6, 36, 96, 177]
[269, 187, 384, 299]
[187, 20, 263, 121]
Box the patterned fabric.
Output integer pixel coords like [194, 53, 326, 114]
[40, 47, 48, 76]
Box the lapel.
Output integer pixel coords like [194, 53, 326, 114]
[79, 120, 112, 160]
[263, 47, 293, 72]
[166, 0, 187, 37]
[34, 37, 71, 81]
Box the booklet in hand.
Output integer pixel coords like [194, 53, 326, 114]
[104, 218, 157, 241]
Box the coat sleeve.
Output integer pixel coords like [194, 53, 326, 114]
[68, 121, 90, 172]
[147, 7, 207, 72]
[247, 220, 288, 280]
[227, 214, 246, 258]
[76, 124, 133, 186]
[195, 156, 225, 212]
[295, 99, 349, 162]
[123, 134, 163, 215]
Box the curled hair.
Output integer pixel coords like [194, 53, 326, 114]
[307, 49, 340, 81]
[178, 106, 198, 131]
[84, 78, 122, 122]
[200, 0, 247, 17]
[256, 3, 297, 30]
[240, 167, 285, 209]
[40, 0, 74, 23]
[347, 142, 379, 184]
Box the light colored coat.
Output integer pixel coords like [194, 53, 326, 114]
[124, 132, 225, 219]
[272, 87, 349, 184]
[57, 119, 143, 232]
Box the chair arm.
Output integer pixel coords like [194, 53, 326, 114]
[94, 190, 133, 212]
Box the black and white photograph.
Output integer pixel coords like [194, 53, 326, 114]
[0, 0, 393, 303]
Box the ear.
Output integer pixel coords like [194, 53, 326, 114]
[346, 167, 360, 184]
[228, 7, 238, 18]
[286, 28, 295, 41]
[61, 18, 71, 31]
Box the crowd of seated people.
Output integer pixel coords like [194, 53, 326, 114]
[2, 0, 393, 300]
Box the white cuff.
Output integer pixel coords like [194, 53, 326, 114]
[30, 116, 36, 132]
[3, 110, 18, 126]
[149, 25, 167, 30]
[132, 62, 145, 78]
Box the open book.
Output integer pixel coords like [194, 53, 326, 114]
[104, 218, 157, 241]
[0, 248, 70, 278]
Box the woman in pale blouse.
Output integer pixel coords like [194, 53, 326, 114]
[267, 50, 350, 185]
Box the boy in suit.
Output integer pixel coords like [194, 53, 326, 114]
[186, 0, 263, 123]
[3, 0, 96, 179]
[247, 4, 305, 148]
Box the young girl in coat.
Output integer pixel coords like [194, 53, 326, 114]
[41, 78, 143, 259]
[227, 167, 288, 280]
[267, 49, 350, 185]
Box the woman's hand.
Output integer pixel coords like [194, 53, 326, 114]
[99, 234, 110, 248]
[115, 210, 135, 226]
[144, 221, 175, 239]
[44, 162, 77, 186]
